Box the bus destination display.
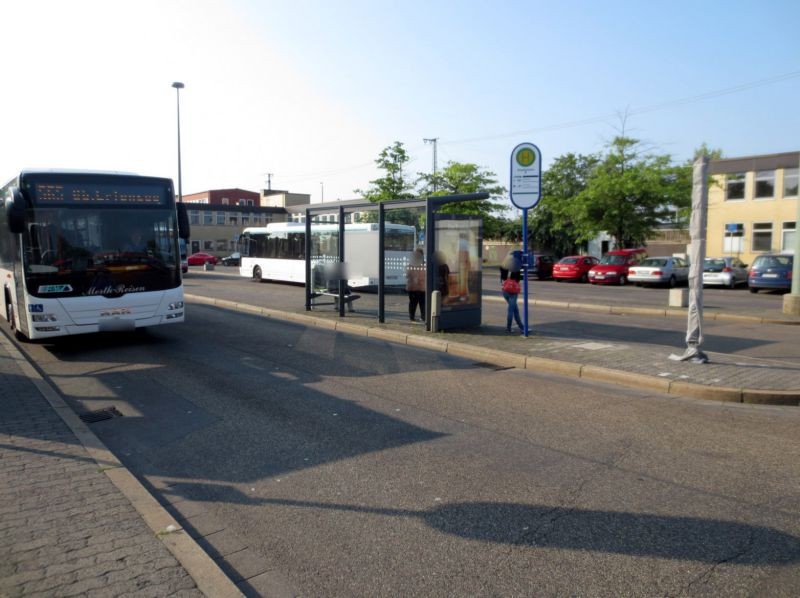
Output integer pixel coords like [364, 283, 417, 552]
[33, 183, 166, 205]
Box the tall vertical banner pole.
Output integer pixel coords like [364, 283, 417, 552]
[510, 143, 541, 339]
[522, 208, 529, 335]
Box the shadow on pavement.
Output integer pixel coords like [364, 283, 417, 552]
[162, 483, 800, 565]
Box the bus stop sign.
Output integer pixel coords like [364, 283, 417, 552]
[510, 142, 542, 210]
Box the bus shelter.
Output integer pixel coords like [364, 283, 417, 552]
[303, 193, 488, 331]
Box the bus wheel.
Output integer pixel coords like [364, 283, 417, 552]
[252, 266, 262, 282]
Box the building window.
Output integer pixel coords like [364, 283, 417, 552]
[189, 210, 200, 225]
[754, 170, 774, 199]
[229, 214, 238, 226]
[783, 222, 796, 253]
[785, 168, 798, 198]
[247, 199, 254, 206]
[216, 240, 227, 251]
[723, 223, 744, 253]
[241, 215, 249, 226]
[725, 173, 745, 200]
[222, 197, 230, 206]
[216, 212, 225, 225]
[203, 212, 213, 225]
[752, 222, 773, 252]
[203, 240, 214, 251]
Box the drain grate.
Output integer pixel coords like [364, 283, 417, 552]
[79, 406, 124, 423]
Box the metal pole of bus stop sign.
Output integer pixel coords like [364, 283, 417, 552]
[521, 209, 529, 336]
[509, 142, 542, 339]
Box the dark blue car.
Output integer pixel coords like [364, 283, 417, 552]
[748, 254, 794, 293]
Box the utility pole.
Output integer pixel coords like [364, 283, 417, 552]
[423, 137, 439, 192]
[320, 182, 324, 203]
[266, 173, 272, 190]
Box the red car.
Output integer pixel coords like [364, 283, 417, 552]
[588, 248, 647, 286]
[187, 252, 219, 266]
[553, 255, 599, 283]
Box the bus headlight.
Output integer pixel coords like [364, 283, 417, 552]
[32, 314, 58, 322]
[168, 301, 184, 310]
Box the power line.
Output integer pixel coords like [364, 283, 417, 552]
[267, 70, 800, 185]
[443, 70, 800, 147]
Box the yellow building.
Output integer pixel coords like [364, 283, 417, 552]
[708, 152, 798, 265]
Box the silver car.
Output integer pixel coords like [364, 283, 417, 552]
[703, 256, 748, 289]
[628, 256, 689, 287]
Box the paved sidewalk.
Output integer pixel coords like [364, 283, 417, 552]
[186, 290, 800, 406]
[0, 336, 241, 597]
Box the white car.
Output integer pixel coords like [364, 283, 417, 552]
[627, 256, 689, 287]
[702, 257, 748, 289]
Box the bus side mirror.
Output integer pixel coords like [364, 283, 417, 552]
[176, 203, 190, 240]
[6, 187, 27, 234]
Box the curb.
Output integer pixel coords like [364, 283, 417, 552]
[482, 295, 800, 326]
[1, 331, 244, 598]
[186, 294, 800, 407]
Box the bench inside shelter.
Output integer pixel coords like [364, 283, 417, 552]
[310, 265, 361, 312]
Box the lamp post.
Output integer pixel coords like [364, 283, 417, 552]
[784, 154, 800, 315]
[171, 82, 185, 204]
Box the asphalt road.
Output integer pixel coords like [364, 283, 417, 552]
[13, 279, 800, 596]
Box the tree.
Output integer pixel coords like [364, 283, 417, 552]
[530, 153, 599, 255]
[417, 161, 507, 239]
[355, 141, 416, 202]
[571, 136, 691, 248]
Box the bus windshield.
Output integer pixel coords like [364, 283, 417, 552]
[23, 206, 181, 298]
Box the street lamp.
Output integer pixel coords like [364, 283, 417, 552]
[171, 82, 185, 204]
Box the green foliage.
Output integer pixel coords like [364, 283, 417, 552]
[417, 160, 507, 237]
[531, 153, 599, 255]
[356, 142, 510, 237]
[693, 143, 724, 161]
[571, 137, 692, 248]
[354, 141, 416, 202]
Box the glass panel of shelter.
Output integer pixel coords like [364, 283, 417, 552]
[310, 211, 340, 295]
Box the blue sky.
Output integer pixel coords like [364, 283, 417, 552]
[4, 0, 799, 208]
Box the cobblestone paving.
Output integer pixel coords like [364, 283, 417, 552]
[0, 346, 203, 598]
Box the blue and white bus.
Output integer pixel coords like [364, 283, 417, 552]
[1, 170, 190, 339]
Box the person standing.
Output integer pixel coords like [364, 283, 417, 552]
[406, 249, 426, 321]
[501, 254, 524, 334]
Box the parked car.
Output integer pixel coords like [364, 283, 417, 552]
[187, 252, 219, 266]
[503, 251, 554, 280]
[628, 256, 689, 287]
[553, 255, 599, 283]
[587, 248, 647, 286]
[748, 254, 794, 293]
[529, 255, 555, 280]
[221, 252, 241, 266]
[703, 257, 748, 289]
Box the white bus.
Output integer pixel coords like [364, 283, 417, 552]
[238, 221, 417, 289]
[1, 170, 190, 339]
